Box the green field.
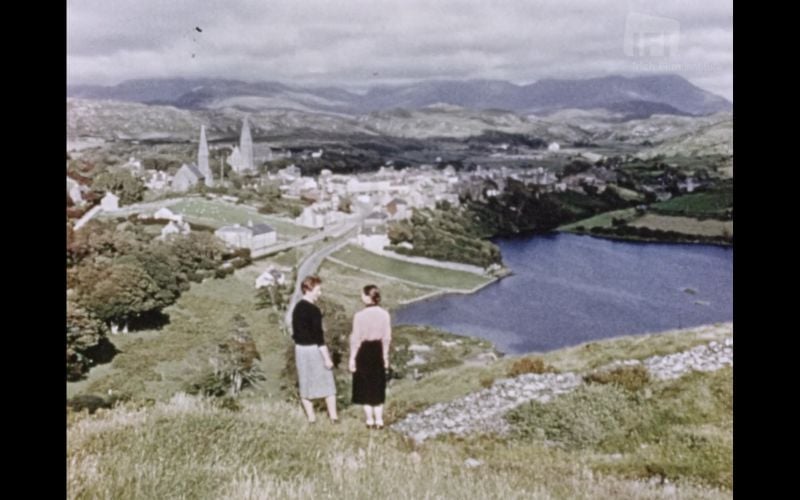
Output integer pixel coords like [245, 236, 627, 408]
[170, 198, 315, 238]
[329, 245, 491, 290]
[652, 187, 733, 218]
[629, 214, 732, 238]
[318, 260, 437, 315]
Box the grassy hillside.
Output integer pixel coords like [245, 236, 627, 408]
[67, 202, 732, 498]
[68, 322, 732, 499]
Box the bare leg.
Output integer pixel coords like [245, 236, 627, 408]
[324, 395, 338, 421]
[300, 398, 316, 423]
[375, 405, 384, 427]
[363, 405, 375, 426]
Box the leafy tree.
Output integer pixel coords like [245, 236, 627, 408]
[67, 294, 112, 380]
[132, 242, 187, 305]
[168, 233, 226, 282]
[67, 220, 144, 267]
[91, 170, 145, 206]
[73, 259, 163, 329]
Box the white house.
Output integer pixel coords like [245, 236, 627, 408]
[548, 142, 560, 152]
[100, 192, 119, 211]
[171, 164, 205, 192]
[286, 177, 319, 198]
[255, 266, 288, 288]
[364, 211, 389, 228]
[144, 170, 173, 191]
[580, 152, 604, 164]
[296, 205, 326, 228]
[277, 164, 302, 182]
[357, 232, 390, 253]
[214, 221, 277, 252]
[67, 177, 88, 205]
[346, 179, 392, 195]
[153, 207, 179, 220]
[160, 219, 191, 240]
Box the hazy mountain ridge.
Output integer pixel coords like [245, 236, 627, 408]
[69, 75, 731, 118]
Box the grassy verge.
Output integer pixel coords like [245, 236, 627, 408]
[329, 245, 491, 290]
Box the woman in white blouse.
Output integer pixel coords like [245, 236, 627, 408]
[349, 285, 392, 429]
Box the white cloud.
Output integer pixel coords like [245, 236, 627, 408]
[67, 0, 732, 100]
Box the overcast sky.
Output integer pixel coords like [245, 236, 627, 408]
[67, 0, 732, 100]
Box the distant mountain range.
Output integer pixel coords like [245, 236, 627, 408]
[68, 75, 731, 119]
[67, 95, 732, 159]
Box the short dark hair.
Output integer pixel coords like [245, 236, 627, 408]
[363, 284, 381, 305]
[301, 275, 322, 293]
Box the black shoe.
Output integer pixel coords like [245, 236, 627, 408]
[330, 418, 340, 424]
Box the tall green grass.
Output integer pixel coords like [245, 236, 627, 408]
[69, 389, 730, 499]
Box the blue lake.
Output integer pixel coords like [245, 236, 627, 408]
[393, 232, 733, 354]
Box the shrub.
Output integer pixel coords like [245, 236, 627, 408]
[67, 392, 129, 414]
[185, 316, 264, 398]
[507, 357, 558, 377]
[507, 383, 647, 450]
[583, 364, 650, 392]
[479, 374, 496, 388]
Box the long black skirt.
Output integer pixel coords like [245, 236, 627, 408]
[352, 340, 386, 405]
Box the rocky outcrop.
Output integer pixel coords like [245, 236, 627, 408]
[393, 337, 733, 442]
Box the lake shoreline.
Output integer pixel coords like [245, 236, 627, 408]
[394, 232, 733, 354]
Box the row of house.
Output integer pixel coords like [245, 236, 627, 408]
[214, 221, 278, 254]
[135, 206, 278, 254]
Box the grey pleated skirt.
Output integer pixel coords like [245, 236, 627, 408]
[295, 344, 336, 399]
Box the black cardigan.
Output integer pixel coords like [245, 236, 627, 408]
[292, 299, 324, 346]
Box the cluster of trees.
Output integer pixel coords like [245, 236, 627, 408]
[465, 180, 630, 237]
[586, 224, 732, 245]
[387, 206, 502, 268]
[67, 157, 147, 208]
[66, 220, 229, 380]
[262, 146, 390, 177]
[466, 131, 548, 150]
[91, 170, 146, 206]
[254, 182, 305, 218]
[386, 178, 639, 268]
